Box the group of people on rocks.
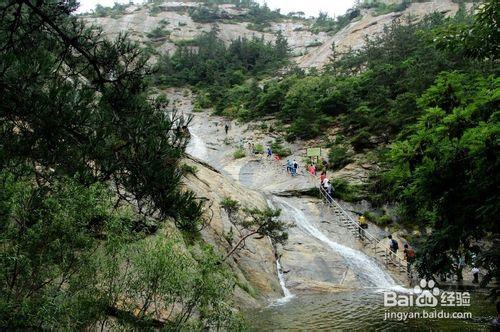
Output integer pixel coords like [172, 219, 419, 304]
[286, 159, 299, 176]
[223, 123, 487, 287]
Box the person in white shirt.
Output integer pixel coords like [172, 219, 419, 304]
[472, 267, 480, 284]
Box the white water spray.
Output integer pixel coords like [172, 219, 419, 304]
[266, 199, 294, 305]
[186, 131, 208, 161]
[274, 196, 397, 289]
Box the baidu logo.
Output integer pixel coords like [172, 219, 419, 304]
[384, 279, 446, 307]
[413, 279, 440, 307]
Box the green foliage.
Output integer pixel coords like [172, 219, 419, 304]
[181, 163, 198, 175]
[240, 208, 289, 245]
[270, 138, 291, 157]
[189, 6, 221, 23]
[92, 2, 131, 17]
[311, 10, 360, 34]
[153, 29, 289, 99]
[0, 173, 123, 328]
[0, 1, 232, 328]
[220, 197, 240, 214]
[174, 38, 199, 47]
[113, 236, 244, 330]
[281, 75, 335, 139]
[328, 145, 353, 170]
[253, 143, 265, 153]
[146, 26, 170, 40]
[385, 72, 499, 279]
[189, 1, 284, 26]
[433, 0, 498, 60]
[306, 40, 323, 48]
[363, 211, 393, 226]
[233, 148, 246, 159]
[330, 179, 364, 202]
[357, 0, 412, 16]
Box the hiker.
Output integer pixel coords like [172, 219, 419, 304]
[267, 147, 272, 158]
[358, 215, 367, 238]
[326, 181, 333, 203]
[224, 123, 229, 135]
[290, 161, 297, 176]
[472, 266, 480, 284]
[320, 171, 326, 185]
[322, 176, 329, 191]
[274, 154, 281, 163]
[309, 164, 316, 176]
[403, 244, 416, 277]
[388, 235, 399, 254]
[286, 160, 292, 173]
[322, 158, 328, 169]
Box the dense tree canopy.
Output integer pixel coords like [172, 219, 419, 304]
[0, 0, 241, 328]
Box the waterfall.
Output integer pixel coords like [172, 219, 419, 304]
[186, 131, 208, 161]
[266, 199, 294, 305]
[273, 196, 397, 289]
[274, 258, 294, 305]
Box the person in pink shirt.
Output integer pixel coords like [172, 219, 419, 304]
[309, 164, 316, 176]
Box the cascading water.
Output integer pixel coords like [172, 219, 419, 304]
[274, 258, 294, 305]
[273, 196, 397, 289]
[266, 200, 294, 305]
[186, 131, 208, 161]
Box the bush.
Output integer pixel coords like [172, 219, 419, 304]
[350, 130, 372, 152]
[233, 148, 246, 159]
[363, 211, 393, 226]
[328, 145, 353, 170]
[146, 26, 170, 40]
[306, 41, 323, 48]
[253, 143, 265, 154]
[181, 163, 198, 175]
[220, 197, 240, 214]
[330, 178, 363, 202]
[270, 138, 291, 157]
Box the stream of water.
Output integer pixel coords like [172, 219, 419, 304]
[186, 131, 208, 161]
[186, 120, 496, 330]
[273, 196, 397, 290]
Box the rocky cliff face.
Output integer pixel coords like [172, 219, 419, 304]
[81, 1, 472, 306]
[84, 0, 471, 69]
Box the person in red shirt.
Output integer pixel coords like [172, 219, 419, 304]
[320, 171, 326, 184]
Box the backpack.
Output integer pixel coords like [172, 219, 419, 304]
[391, 239, 399, 250]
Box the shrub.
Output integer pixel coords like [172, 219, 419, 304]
[147, 26, 170, 40]
[220, 197, 240, 214]
[350, 130, 372, 152]
[306, 41, 323, 48]
[330, 178, 363, 202]
[270, 138, 291, 157]
[363, 211, 393, 226]
[328, 145, 353, 170]
[233, 148, 246, 159]
[181, 163, 198, 175]
[253, 143, 265, 154]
